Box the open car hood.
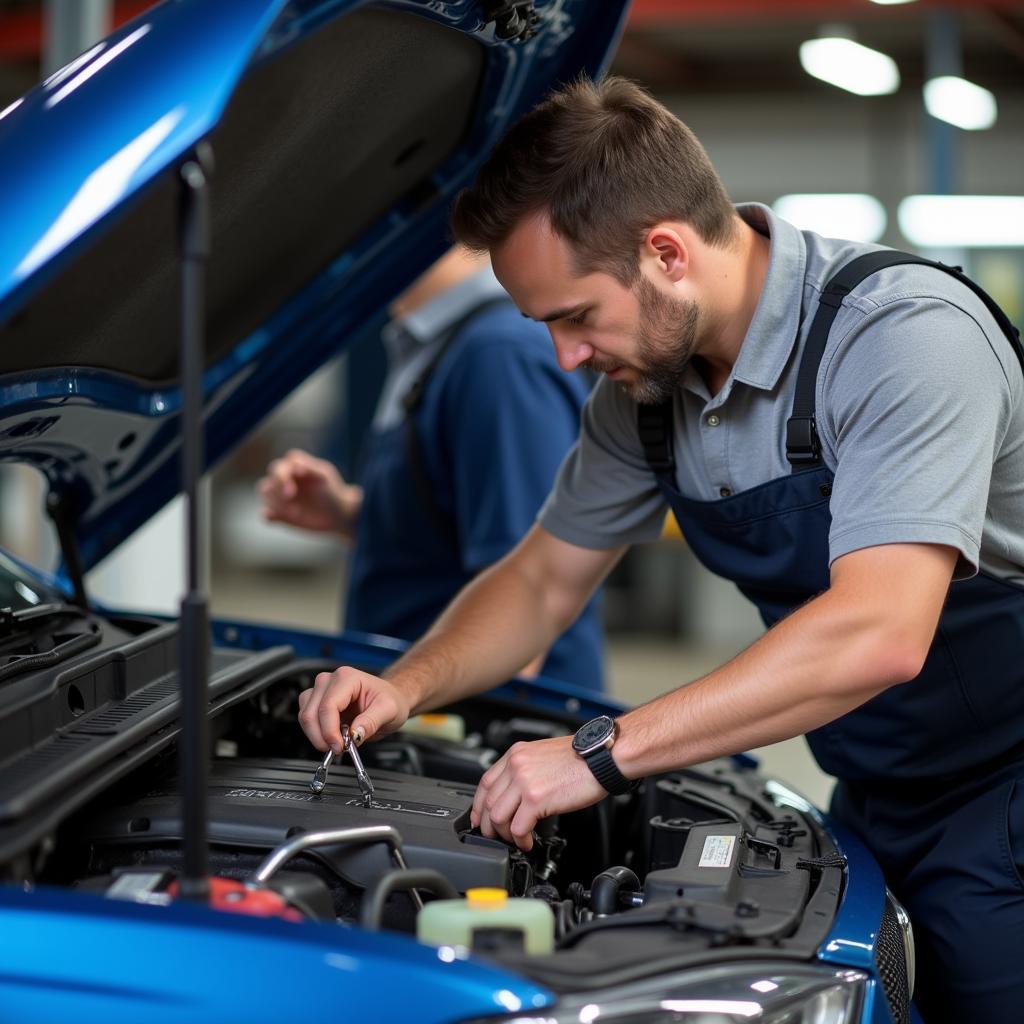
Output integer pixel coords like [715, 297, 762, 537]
[0, 0, 628, 584]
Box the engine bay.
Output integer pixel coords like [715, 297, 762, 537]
[0, 613, 846, 990]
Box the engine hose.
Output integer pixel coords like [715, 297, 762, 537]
[589, 866, 641, 916]
[553, 898, 577, 940]
[361, 868, 458, 930]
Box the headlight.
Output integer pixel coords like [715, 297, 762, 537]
[467, 963, 866, 1024]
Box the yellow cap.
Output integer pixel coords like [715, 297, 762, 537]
[419, 714, 449, 726]
[466, 887, 508, 909]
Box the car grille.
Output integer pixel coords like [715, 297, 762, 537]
[875, 894, 910, 1024]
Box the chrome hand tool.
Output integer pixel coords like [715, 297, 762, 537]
[343, 724, 375, 807]
[310, 748, 334, 794]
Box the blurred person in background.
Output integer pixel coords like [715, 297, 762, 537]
[258, 245, 605, 690]
[297, 78, 1024, 1022]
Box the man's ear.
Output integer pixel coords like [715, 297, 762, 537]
[643, 225, 688, 283]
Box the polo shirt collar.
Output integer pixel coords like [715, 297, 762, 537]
[383, 265, 506, 360]
[728, 202, 808, 392]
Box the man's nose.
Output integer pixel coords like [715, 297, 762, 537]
[549, 326, 593, 372]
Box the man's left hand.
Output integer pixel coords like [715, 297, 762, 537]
[470, 736, 607, 850]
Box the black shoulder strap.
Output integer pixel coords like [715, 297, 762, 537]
[637, 251, 1024, 481]
[401, 296, 514, 547]
[637, 400, 677, 482]
[786, 251, 1024, 471]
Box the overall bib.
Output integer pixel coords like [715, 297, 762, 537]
[639, 252, 1024, 1023]
[345, 300, 513, 645]
[346, 301, 605, 688]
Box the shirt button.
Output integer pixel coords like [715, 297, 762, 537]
[706, 414, 721, 427]
[719, 486, 732, 498]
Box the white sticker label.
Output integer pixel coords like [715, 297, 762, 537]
[107, 873, 165, 899]
[698, 834, 736, 868]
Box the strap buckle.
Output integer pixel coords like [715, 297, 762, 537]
[637, 402, 676, 476]
[785, 415, 820, 467]
[817, 283, 851, 310]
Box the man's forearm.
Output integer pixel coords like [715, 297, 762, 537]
[382, 555, 564, 712]
[382, 526, 621, 713]
[614, 544, 956, 778]
[615, 591, 893, 776]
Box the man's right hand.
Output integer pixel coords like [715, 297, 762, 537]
[298, 667, 411, 754]
[258, 448, 362, 539]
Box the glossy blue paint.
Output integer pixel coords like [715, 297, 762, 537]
[817, 815, 888, 973]
[0, 884, 553, 1023]
[0, 0, 286, 315]
[816, 815, 896, 1024]
[0, 0, 630, 576]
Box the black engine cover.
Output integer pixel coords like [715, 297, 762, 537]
[83, 757, 509, 893]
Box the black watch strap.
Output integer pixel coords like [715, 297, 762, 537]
[584, 745, 636, 795]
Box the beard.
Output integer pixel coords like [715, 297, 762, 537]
[585, 277, 701, 405]
[630, 276, 701, 404]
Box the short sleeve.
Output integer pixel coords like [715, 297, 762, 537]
[538, 376, 670, 550]
[821, 295, 1017, 578]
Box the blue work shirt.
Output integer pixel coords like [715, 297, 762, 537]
[344, 268, 605, 690]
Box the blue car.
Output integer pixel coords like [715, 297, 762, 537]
[0, 2, 915, 1021]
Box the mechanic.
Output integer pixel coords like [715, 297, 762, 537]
[295, 78, 1024, 1022]
[259, 244, 605, 690]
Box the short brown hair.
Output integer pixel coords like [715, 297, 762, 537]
[450, 76, 737, 285]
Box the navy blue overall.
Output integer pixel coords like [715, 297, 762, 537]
[345, 301, 605, 689]
[639, 252, 1024, 1024]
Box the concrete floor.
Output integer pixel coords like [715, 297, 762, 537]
[209, 563, 836, 808]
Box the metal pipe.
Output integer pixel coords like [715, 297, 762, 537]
[253, 826, 424, 909]
[43, 0, 111, 76]
[176, 153, 212, 904]
[925, 10, 961, 198]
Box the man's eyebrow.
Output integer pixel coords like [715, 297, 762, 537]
[522, 305, 586, 323]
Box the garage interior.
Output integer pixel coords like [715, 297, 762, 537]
[1, 0, 1022, 808]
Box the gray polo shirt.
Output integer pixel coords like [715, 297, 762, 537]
[539, 203, 1024, 586]
[373, 266, 508, 430]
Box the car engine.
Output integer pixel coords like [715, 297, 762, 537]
[2, 616, 849, 990]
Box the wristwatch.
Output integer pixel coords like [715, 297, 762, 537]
[572, 715, 636, 795]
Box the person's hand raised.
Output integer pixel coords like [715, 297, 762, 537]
[257, 448, 361, 539]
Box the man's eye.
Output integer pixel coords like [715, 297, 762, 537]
[567, 312, 586, 326]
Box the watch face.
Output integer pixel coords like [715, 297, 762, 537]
[573, 715, 614, 754]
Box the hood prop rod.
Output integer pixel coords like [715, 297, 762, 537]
[45, 490, 88, 609]
[176, 147, 213, 903]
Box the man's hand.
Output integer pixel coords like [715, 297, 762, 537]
[298, 667, 411, 754]
[258, 449, 362, 539]
[471, 736, 607, 851]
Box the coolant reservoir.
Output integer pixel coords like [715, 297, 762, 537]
[417, 887, 554, 955]
[400, 713, 466, 743]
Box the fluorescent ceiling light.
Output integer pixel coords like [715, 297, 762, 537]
[924, 75, 997, 130]
[898, 195, 1024, 247]
[773, 194, 887, 243]
[868, 0, 918, 5]
[800, 37, 900, 96]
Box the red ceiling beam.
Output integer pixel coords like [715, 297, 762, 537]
[0, 1, 155, 61]
[2, 1, 1018, 60]
[628, 0, 1024, 25]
